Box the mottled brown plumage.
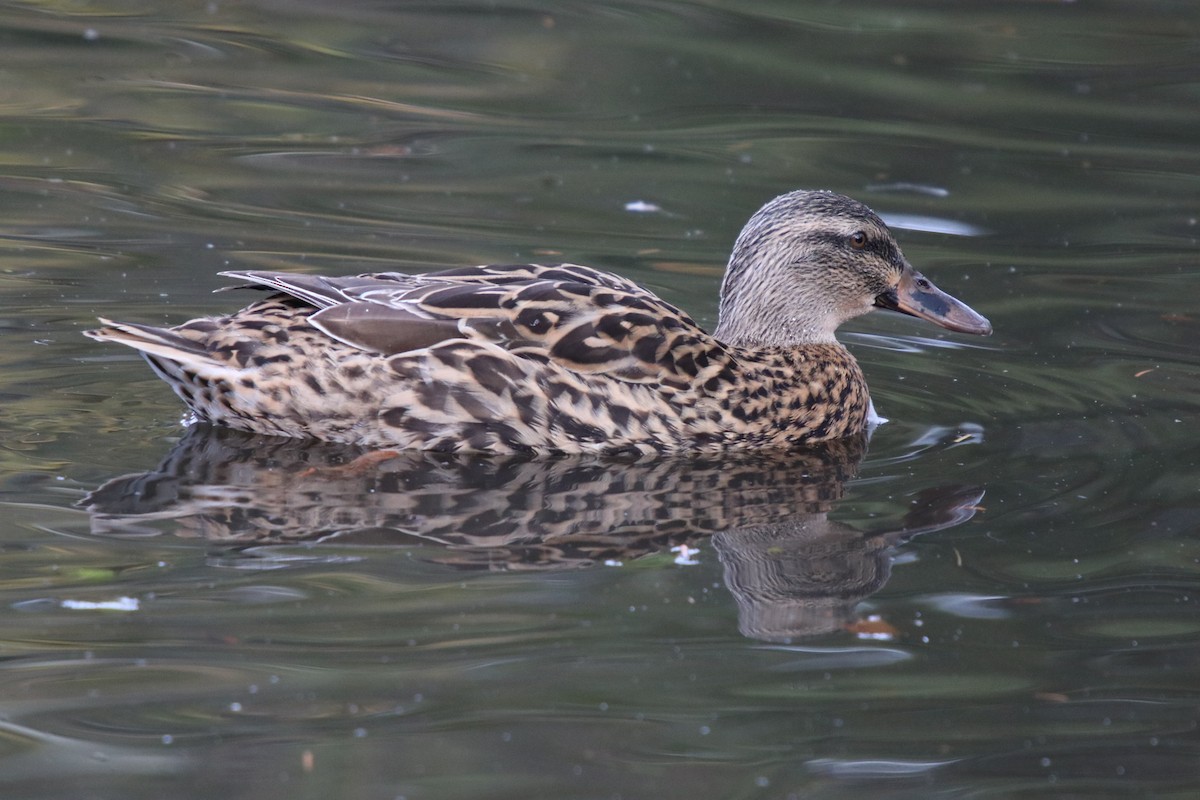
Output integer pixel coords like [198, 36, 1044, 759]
[85, 190, 991, 454]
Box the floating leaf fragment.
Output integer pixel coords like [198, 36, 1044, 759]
[846, 614, 899, 640]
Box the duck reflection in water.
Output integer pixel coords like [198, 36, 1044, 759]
[81, 426, 981, 642]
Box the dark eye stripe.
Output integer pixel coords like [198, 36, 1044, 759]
[804, 231, 898, 264]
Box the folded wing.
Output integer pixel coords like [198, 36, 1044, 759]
[221, 265, 732, 387]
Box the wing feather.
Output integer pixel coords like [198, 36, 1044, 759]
[219, 264, 730, 384]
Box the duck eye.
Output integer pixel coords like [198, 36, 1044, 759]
[848, 232, 868, 250]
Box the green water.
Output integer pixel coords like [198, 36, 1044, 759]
[1, 1, 1198, 798]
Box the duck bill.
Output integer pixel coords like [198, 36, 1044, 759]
[875, 266, 992, 335]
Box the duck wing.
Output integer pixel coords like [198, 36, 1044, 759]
[220, 265, 730, 387]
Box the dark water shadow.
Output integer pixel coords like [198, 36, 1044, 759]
[80, 426, 982, 642]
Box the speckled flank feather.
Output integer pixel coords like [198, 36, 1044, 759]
[85, 190, 989, 454]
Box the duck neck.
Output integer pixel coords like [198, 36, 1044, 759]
[712, 251, 842, 348]
[713, 317, 839, 349]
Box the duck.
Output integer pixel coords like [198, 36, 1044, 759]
[85, 190, 991, 456]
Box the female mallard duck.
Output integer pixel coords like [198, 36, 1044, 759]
[86, 190, 990, 456]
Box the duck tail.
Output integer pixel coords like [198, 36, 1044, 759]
[85, 318, 214, 365]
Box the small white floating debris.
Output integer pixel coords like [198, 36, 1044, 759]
[624, 200, 662, 214]
[671, 544, 700, 566]
[61, 596, 140, 612]
[603, 559, 624, 567]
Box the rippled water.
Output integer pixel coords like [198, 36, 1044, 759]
[2, 1, 1199, 798]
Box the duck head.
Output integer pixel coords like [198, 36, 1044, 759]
[713, 190, 991, 347]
